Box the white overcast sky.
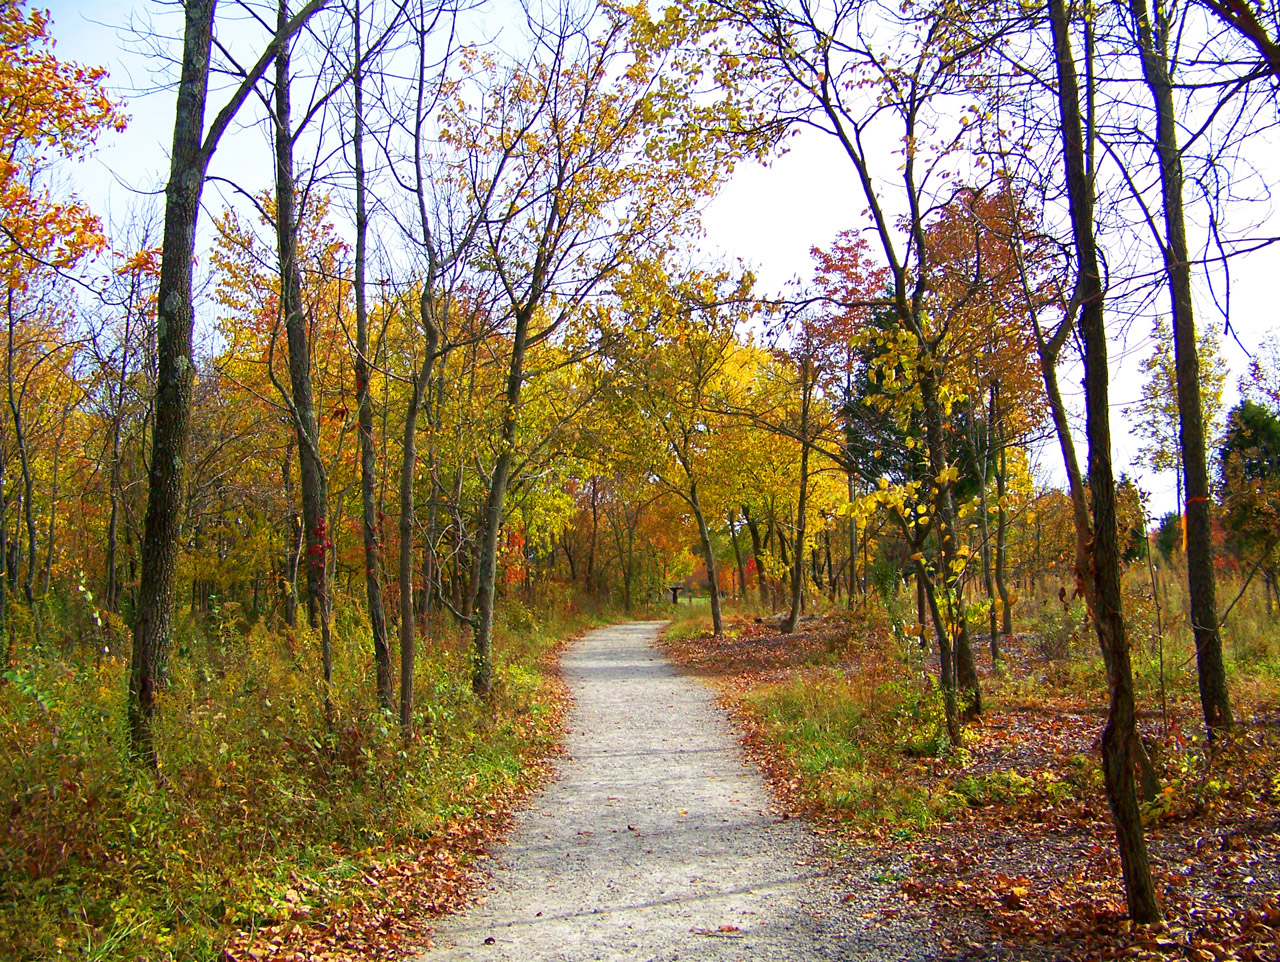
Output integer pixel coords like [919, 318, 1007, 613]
[42, 0, 1280, 517]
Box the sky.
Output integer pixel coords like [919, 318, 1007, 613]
[40, 0, 1280, 518]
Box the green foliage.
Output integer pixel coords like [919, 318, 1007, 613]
[0, 594, 584, 961]
[739, 667, 965, 830]
[1154, 511, 1180, 560]
[947, 769, 1075, 809]
[1026, 594, 1089, 661]
[1126, 315, 1228, 485]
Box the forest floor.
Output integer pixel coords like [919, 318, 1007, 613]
[659, 609, 1280, 962]
[410, 620, 936, 961]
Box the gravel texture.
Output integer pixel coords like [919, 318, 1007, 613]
[416, 621, 936, 961]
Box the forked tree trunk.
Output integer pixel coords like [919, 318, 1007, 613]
[127, 0, 216, 766]
[127, 0, 324, 768]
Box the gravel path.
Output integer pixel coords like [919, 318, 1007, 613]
[417, 621, 934, 961]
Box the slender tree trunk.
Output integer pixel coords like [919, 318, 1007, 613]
[104, 311, 131, 612]
[976, 422, 998, 663]
[920, 364, 981, 717]
[847, 468, 858, 606]
[743, 504, 768, 605]
[917, 568, 927, 643]
[1048, 0, 1160, 923]
[0, 451, 7, 657]
[995, 443, 1012, 635]
[688, 479, 723, 636]
[1129, 0, 1232, 742]
[6, 293, 37, 608]
[728, 509, 746, 602]
[398, 296, 439, 735]
[351, 1, 393, 711]
[274, 6, 332, 703]
[43, 403, 70, 596]
[824, 526, 834, 602]
[587, 478, 598, 595]
[562, 533, 576, 582]
[781, 416, 811, 634]
[473, 306, 533, 695]
[281, 440, 301, 628]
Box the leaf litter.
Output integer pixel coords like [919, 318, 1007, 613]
[660, 613, 1280, 962]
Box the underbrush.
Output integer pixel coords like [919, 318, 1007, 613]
[661, 582, 1280, 960]
[739, 668, 958, 828]
[0, 594, 599, 962]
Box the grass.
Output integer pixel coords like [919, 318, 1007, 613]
[0, 592, 603, 962]
[659, 569, 1280, 958]
[662, 566, 1280, 835]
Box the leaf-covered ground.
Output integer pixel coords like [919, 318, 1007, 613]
[215, 670, 571, 962]
[1, 613, 578, 962]
[220, 758, 564, 962]
[659, 612, 1280, 962]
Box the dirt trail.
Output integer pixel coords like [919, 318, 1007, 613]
[417, 621, 931, 961]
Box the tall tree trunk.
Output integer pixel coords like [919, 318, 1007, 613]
[1048, 0, 1160, 923]
[351, 0, 393, 711]
[846, 468, 858, 606]
[128, 0, 324, 763]
[6, 292, 37, 608]
[743, 504, 768, 605]
[473, 305, 534, 696]
[398, 295, 439, 736]
[1129, 0, 1232, 742]
[127, 0, 216, 766]
[281, 439, 301, 628]
[587, 477, 598, 595]
[781, 417, 811, 634]
[974, 409, 998, 664]
[274, 4, 332, 703]
[104, 306, 132, 613]
[688, 479, 723, 636]
[0, 451, 7, 659]
[920, 364, 981, 717]
[728, 509, 746, 602]
[995, 443, 1012, 636]
[43, 403, 70, 595]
